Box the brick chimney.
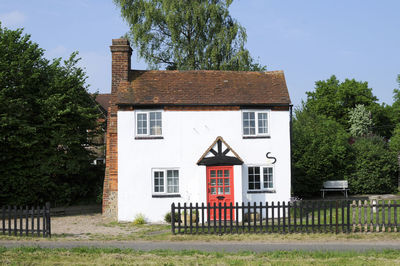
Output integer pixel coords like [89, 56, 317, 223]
[110, 39, 132, 93]
[102, 39, 132, 219]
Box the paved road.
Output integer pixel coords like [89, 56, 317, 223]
[1, 240, 400, 252]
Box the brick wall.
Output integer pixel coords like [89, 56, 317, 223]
[102, 39, 132, 218]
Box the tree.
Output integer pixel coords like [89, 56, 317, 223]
[348, 104, 373, 137]
[305, 75, 378, 128]
[349, 136, 398, 194]
[114, 0, 265, 71]
[292, 106, 352, 197]
[0, 24, 101, 205]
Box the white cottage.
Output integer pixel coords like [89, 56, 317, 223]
[102, 39, 292, 222]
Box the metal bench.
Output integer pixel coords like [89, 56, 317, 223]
[321, 180, 349, 198]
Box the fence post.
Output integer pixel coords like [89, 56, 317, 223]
[171, 203, 175, 234]
[299, 201, 303, 233]
[347, 200, 350, 234]
[317, 201, 320, 232]
[201, 202, 205, 233]
[36, 206, 40, 237]
[253, 202, 257, 233]
[288, 201, 291, 233]
[352, 200, 356, 233]
[324, 201, 327, 233]
[364, 200, 368, 233]
[259, 202, 263, 233]
[271, 202, 275, 233]
[46, 202, 51, 238]
[189, 203, 193, 234]
[311, 201, 314, 233]
[358, 200, 362, 232]
[25, 206, 28, 236]
[31, 206, 34, 236]
[183, 203, 187, 234]
[213, 203, 217, 234]
[370, 200, 374, 232]
[394, 200, 398, 232]
[2, 206, 5, 235]
[266, 202, 269, 233]
[305, 202, 308, 233]
[335, 201, 338, 234]
[329, 201, 333, 233]
[282, 201, 286, 234]
[177, 203, 181, 234]
[235, 202, 239, 234]
[388, 200, 391, 232]
[223, 202, 227, 234]
[341, 200, 345, 233]
[376, 200, 380, 232]
[247, 202, 251, 233]
[195, 203, 199, 234]
[230, 202, 233, 234]
[218, 202, 222, 234]
[207, 203, 211, 233]
[293, 201, 296, 233]
[13, 206, 17, 236]
[382, 200, 386, 232]
[241, 202, 245, 233]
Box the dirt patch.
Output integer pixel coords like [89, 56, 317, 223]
[51, 214, 140, 239]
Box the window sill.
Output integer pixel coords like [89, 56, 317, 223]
[152, 194, 181, 198]
[247, 190, 276, 194]
[243, 135, 270, 139]
[135, 136, 164, 140]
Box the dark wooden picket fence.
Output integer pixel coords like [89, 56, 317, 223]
[171, 199, 400, 234]
[0, 203, 51, 237]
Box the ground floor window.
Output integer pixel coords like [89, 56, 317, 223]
[248, 166, 274, 191]
[152, 169, 179, 194]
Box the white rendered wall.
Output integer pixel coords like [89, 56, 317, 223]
[118, 109, 291, 222]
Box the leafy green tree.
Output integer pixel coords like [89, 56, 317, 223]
[0, 25, 101, 205]
[389, 125, 400, 152]
[292, 106, 352, 197]
[349, 136, 398, 194]
[348, 104, 373, 137]
[114, 0, 265, 71]
[305, 75, 378, 128]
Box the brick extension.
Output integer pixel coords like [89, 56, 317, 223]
[102, 39, 132, 218]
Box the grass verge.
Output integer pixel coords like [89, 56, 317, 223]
[1, 246, 400, 265]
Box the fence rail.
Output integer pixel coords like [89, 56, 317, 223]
[171, 200, 400, 234]
[0, 202, 51, 237]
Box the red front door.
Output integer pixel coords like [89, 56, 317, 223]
[206, 166, 234, 220]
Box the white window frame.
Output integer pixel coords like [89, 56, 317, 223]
[241, 110, 270, 137]
[135, 110, 163, 137]
[247, 165, 274, 191]
[151, 168, 180, 195]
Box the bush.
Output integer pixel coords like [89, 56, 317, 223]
[164, 212, 180, 223]
[292, 109, 352, 197]
[132, 213, 146, 225]
[348, 136, 398, 194]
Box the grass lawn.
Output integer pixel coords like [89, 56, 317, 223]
[1, 247, 400, 265]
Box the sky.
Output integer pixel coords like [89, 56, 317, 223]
[0, 0, 399, 108]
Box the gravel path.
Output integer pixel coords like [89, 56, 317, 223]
[1, 240, 400, 252]
[51, 214, 139, 238]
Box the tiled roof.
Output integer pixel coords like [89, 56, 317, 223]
[95, 93, 111, 112]
[116, 70, 291, 106]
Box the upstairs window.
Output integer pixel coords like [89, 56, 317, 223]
[136, 111, 162, 136]
[242, 110, 269, 136]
